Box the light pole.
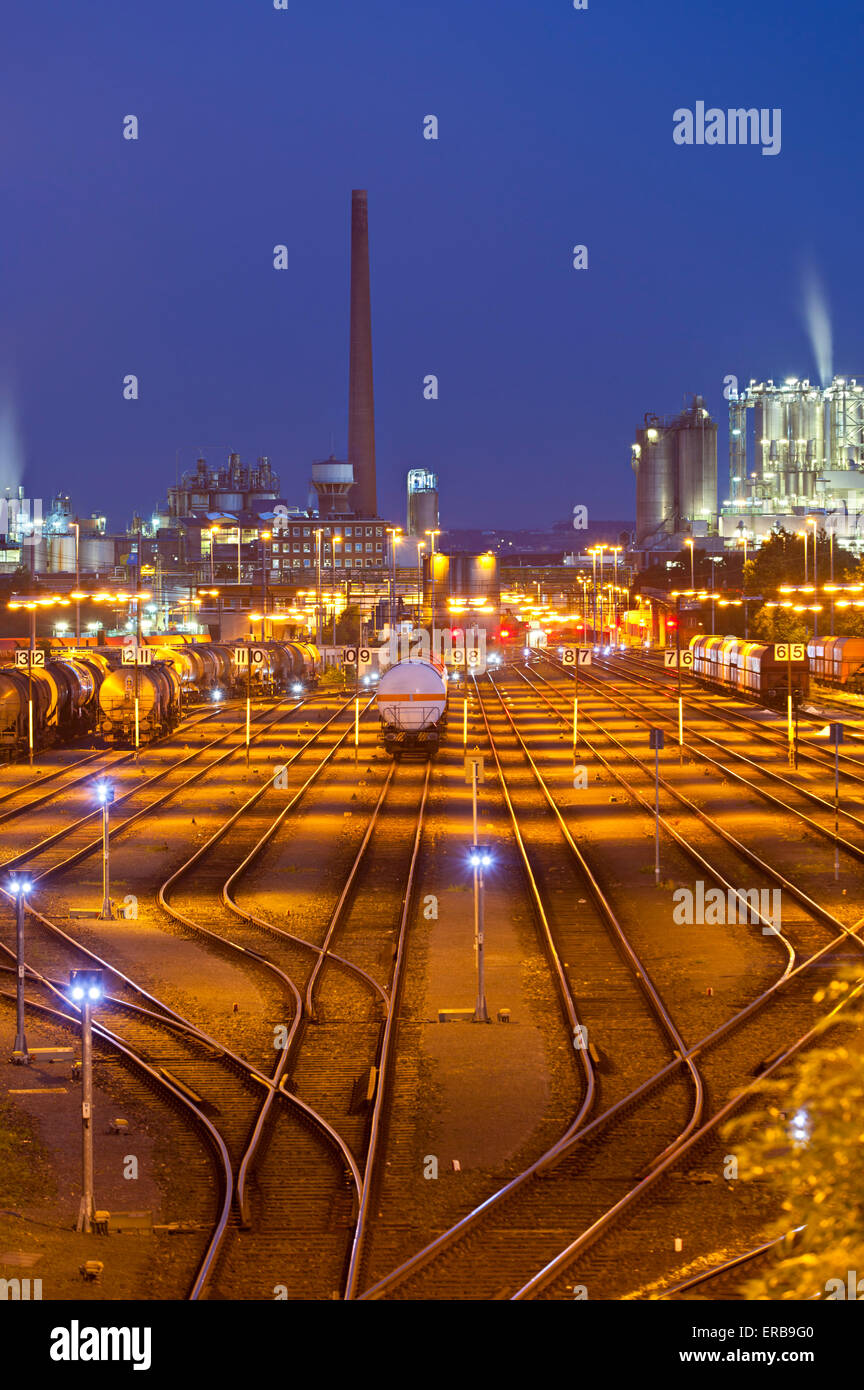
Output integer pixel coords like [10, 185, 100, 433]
[426, 529, 440, 650]
[315, 528, 323, 646]
[71, 968, 103, 1234]
[417, 542, 426, 625]
[798, 529, 808, 585]
[96, 780, 116, 920]
[259, 530, 271, 623]
[685, 538, 695, 589]
[7, 872, 32, 1061]
[649, 729, 664, 883]
[807, 519, 818, 637]
[330, 533, 342, 645]
[72, 522, 81, 642]
[468, 834, 492, 1023]
[236, 524, 242, 585]
[387, 528, 402, 633]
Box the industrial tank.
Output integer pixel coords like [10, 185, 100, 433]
[376, 657, 447, 756]
[633, 422, 676, 543]
[99, 664, 180, 739]
[407, 468, 439, 538]
[676, 398, 717, 528]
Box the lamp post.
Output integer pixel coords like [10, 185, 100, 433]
[807, 519, 818, 638]
[236, 524, 242, 585]
[259, 530, 272, 625]
[417, 542, 426, 626]
[797, 529, 808, 585]
[72, 522, 81, 642]
[96, 780, 116, 920]
[315, 528, 323, 646]
[7, 872, 32, 1061]
[330, 534, 341, 645]
[387, 528, 402, 632]
[425, 530, 440, 651]
[685, 538, 695, 589]
[70, 968, 103, 1234]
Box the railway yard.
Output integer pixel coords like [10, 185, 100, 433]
[1, 646, 862, 1302]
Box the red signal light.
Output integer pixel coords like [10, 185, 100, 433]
[499, 628, 510, 638]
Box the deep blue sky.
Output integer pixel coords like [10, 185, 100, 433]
[2, 0, 861, 531]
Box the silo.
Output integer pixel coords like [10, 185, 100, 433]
[80, 537, 116, 572]
[677, 397, 717, 527]
[406, 469, 439, 537]
[633, 421, 676, 543]
[754, 388, 786, 485]
[46, 535, 77, 572]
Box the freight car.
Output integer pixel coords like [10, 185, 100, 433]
[807, 637, 864, 690]
[0, 655, 104, 758]
[376, 656, 447, 757]
[150, 642, 234, 696]
[228, 641, 319, 695]
[689, 635, 809, 705]
[98, 662, 182, 744]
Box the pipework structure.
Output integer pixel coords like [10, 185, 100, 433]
[722, 375, 864, 550]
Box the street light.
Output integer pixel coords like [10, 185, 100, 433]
[7, 872, 32, 1061]
[468, 842, 492, 1022]
[70, 967, 104, 1234]
[386, 528, 402, 633]
[806, 518, 818, 637]
[417, 541, 426, 624]
[685, 538, 695, 588]
[95, 780, 116, 920]
[71, 522, 81, 641]
[259, 531, 272, 623]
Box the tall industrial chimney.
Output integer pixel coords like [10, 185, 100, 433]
[347, 190, 377, 518]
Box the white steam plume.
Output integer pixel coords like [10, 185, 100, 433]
[0, 385, 24, 495]
[801, 265, 833, 387]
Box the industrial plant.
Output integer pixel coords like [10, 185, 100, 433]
[722, 375, 864, 547]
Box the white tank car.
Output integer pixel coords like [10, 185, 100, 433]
[376, 657, 447, 756]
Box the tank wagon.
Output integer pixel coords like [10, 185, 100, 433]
[150, 642, 233, 696]
[376, 657, 447, 757]
[98, 662, 182, 744]
[229, 641, 319, 694]
[690, 635, 809, 705]
[0, 654, 105, 758]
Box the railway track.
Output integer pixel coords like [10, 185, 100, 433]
[358, 666, 864, 1300]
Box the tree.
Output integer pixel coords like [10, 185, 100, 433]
[723, 977, 864, 1299]
[750, 605, 810, 644]
[334, 603, 363, 647]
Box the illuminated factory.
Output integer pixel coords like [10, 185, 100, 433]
[721, 375, 864, 550]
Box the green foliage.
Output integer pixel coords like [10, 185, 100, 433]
[334, 604, 363, 646]
[317, 666, 345, 690]
[723, 977, 864, 1299]
[750, 605, 810, 644]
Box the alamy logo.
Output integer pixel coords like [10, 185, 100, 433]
[672, 881, 781, 934]
[0, 1277, 41, 1299]
[673, 102, 781, 157]
[825, 1271, 864, 1300]
[49, 1322, 151, 1371]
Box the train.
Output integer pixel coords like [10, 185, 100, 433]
[0, 653, 108, 756]
[0, 639, 323, 757]
[376, 657, 448, 757]
[689, 635, 809, 705]
[807, 637, 864, 690]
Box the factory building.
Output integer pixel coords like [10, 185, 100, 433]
[631, 395, 718, 550]
[721, 376, 864, 550]
[406, 468, 439, 539]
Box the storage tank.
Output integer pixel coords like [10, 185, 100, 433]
[80, 537, 116, 571]
[46, 535, 78, 572]
[99, 664, 180, 737]
[677, 396, 717, 527]
[633, 421, 677, 544]
[376, 657, 447, 755]
[312, 457, 354, 519]
[406, 469, 439, 538]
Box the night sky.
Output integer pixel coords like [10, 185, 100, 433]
[2, 0, 861, 532]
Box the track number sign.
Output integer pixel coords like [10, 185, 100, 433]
[562, 646, 592, 667]
[14, 649, 45, 668]
[343, 646, 371, 665]
[121, 646, 153, 665]
[774, 643, 805, 661]
[664, 650, 693, 669]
